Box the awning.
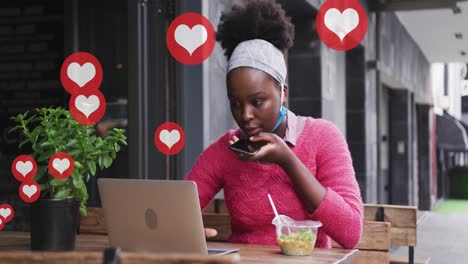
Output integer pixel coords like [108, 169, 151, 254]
[436, 112, 468, 151]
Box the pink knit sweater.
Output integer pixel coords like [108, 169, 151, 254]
[185, 117, 363, 249]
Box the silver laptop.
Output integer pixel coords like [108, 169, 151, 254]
[97, 178, 238, 256]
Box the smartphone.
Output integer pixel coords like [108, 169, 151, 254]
[229, 139, 265, 156]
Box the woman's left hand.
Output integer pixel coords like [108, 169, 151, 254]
[204, 228, 217, 238]
[247, 132, 293, 167]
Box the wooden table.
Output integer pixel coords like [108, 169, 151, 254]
[0, 232, 358, 264]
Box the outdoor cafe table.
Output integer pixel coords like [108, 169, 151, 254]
[0, 232, 359, 264]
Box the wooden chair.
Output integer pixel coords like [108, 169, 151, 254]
[202, 213, 231, 241]
[364, 204, 417, 249]
[364, 204, 429, 264]
[79, 207, 107, 234]
[332, 221, 391, 264]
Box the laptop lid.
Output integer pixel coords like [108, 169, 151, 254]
[97, 178, 208, 255]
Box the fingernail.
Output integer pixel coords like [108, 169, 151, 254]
[249, 136, 254, 140]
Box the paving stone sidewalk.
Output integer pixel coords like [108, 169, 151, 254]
[391, 211, 468, 264]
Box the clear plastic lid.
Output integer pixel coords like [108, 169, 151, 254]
[272, 215, 322, 228]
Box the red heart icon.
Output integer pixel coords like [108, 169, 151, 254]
[48, 152, 74, 180]
[166, 12, 216, 65]
[0, 216, 5, 231]
[0, 204, 14, 223]
[19, 180, 41, 203]
[154, 122, 186, 155]
[60, 52, 103, 94]
[316, 0, 368, 51]
[69, 90, 106, 125]
[11, 155, 37, 182]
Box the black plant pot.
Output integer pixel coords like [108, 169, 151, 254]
[30, 198, 81, 251]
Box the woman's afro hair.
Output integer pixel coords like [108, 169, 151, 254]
[216, 0, 294, 60]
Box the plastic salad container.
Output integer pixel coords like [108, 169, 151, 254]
[272, 215, 322, 256]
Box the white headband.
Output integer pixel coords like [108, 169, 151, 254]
[227, 39, 287, 86]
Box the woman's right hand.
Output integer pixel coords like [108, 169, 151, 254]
[229, 135, 255, 161]
[205, 228, 217, 238]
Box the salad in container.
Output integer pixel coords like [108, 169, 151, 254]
[272, 215, 322, 256]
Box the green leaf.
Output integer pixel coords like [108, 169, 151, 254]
[98, 155, 103, 167]
[54, 188, 71, 199]
[68, 149, 82, 156]
[31, 144, 40, 153]
[79, 207, 87, 217]
[78, 183, 88, 198]
[114, 143, 121, 152]
[111, 151, 116, 159]
[88, 161, 96, 176]
[50, 178, 69, 186]
[37, 150, 54, 162]
[8, 125, 22, 134]
[71, 171, 84, 187]
[19, 138, 30, 148]
[38, 139, 50, 148]
[84, 145, 93, 153]
[39, 183, 49, 192]
[103, 156, 112, 168]
[65, 139, 78, 147]
[87, 136, 96, 144]
[34, 166, 48, 181]
[74, 161, 83, 169]
[72, 176, 84, 188]
[31, 126, 42, 136]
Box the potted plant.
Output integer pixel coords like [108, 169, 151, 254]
[9, 107, 127, 251]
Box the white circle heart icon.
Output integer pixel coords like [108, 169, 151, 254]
[75, 95, 100, 118]
[67, 62, 96, 87]
[159, 129, 181, 149]
[324, 8, 359, 41]
[52, 158, 70, 174]
[22, 185, 37, 199]
[174, 24, 208, 56]
[15, 161, 33, 177]
[0, 208, 11, 219]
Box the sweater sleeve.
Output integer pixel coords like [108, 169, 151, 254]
[308, 121, 364, 249]
[184, 136, 226, 211]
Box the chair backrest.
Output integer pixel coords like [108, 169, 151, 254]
[332, 221, 391, 264]
[201, 211, 393, 251]
[202, 213, 231, 241]
[80, 207, 107, 234]
[332, 221, 391, 250]
[364, 204, 417, 247]
[205, 200, 418, 247]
